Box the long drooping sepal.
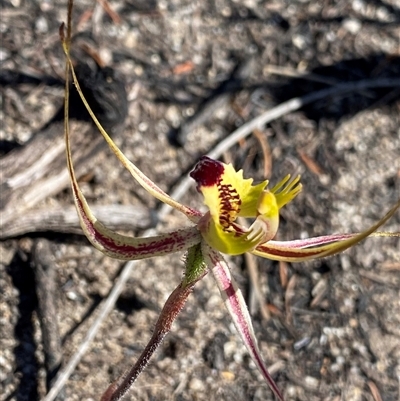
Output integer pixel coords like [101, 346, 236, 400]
[100, 246, 207, 401]
[67, 142, 200, 258]
[61, 40, 201, 223]
[63, 56, 201, 259]
[202, 243, 284, 401]
[253, 199, 400, 262]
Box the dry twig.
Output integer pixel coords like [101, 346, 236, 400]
[167, 77, 400, 207]
[0, 204, 154, 239]
[32, 239, 65, 401]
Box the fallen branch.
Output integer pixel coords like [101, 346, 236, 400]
[1, 204, 155, 239]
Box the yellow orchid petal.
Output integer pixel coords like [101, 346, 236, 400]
[254, 189, 280, 235]
[199, 193, 279, 256]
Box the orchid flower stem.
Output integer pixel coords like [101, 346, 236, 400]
[101, 282, 197, 401]
[101, 245, 207, 401]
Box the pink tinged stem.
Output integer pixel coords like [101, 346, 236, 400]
[100, 277, 204, 401]
[202, 243, 284, 401]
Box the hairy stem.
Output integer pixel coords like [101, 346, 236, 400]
[100, 278, 200, 401]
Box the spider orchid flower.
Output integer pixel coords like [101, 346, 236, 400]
[62, 26, 400, 401]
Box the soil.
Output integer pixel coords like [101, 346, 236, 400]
[1, 1, 399, 401]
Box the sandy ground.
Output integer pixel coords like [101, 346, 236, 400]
[1, 1, 400, 400]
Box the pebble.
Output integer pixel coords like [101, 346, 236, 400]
[189, 377, 205, 391]
[343, 18, 362, 34]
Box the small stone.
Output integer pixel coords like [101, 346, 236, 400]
[220, 371, 235, 381]
[124, 30, 139, 49]
[151, 54, 161, 65]
[35, 16, 49, 33]
[304, 375, 319, 389]
[189, 377, 205, 391]
[66, 291, 78, 301]
[0, 48, 10, 62]
[343, 18, 362, 34]
[292, 34, 307, 50]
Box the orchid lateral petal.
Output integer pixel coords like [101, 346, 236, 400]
[61, 41, 201, 223]
[252, 238, 353, 262]
[63, 65, 201, 259]
[67, 146, 200, 259]
[202, 243, 284, 401]
[253, 199, 400, 262]
[269, 233, 359, 249]
[101, 272, 205, 401]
